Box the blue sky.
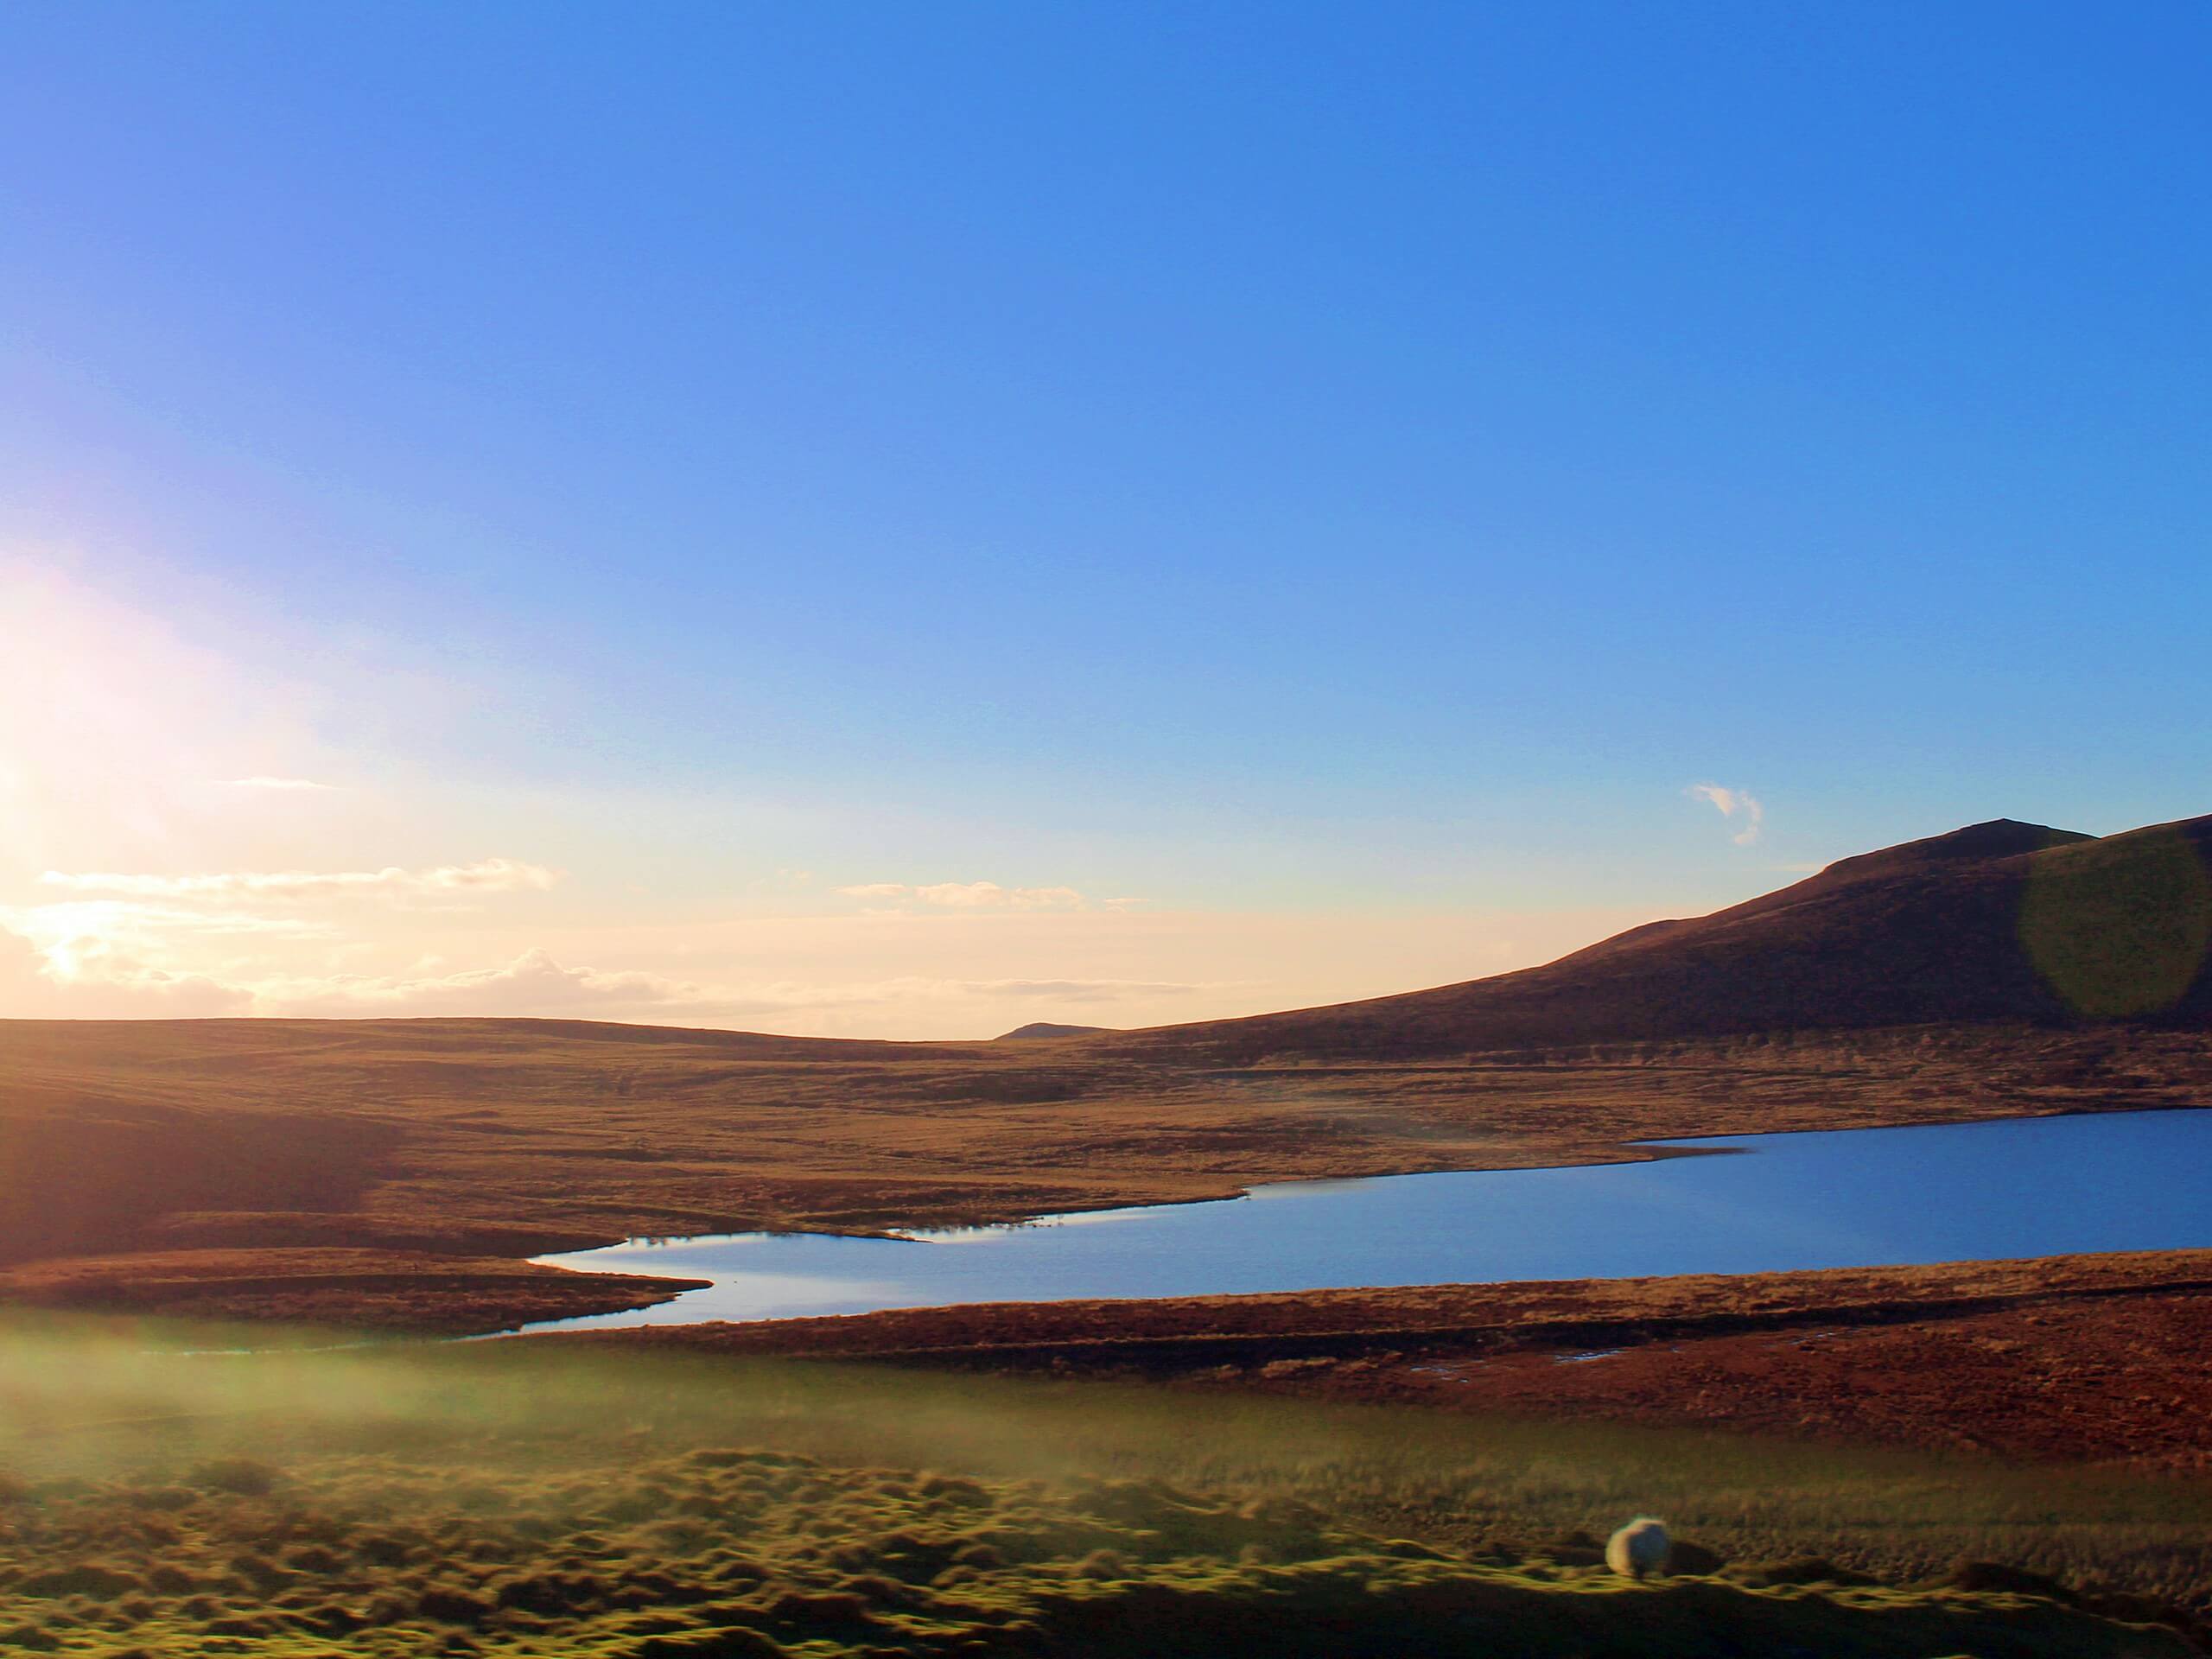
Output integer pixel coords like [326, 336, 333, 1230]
[2, 3, 2207, 1033]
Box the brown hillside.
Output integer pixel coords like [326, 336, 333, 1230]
[2, 814, 2209, 1326]
[1100, 814, 2212, 1063]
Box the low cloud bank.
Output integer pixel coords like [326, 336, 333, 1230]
[40, 857, 558, 902]
[262, 957, 1207, 1019]
[835, 880, 1091, 911]
[0, 925, 253, 1017]
[0, 925, 1205, 1027]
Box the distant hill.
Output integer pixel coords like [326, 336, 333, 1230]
[995, 1022, 1111, 1040]
[3, 812, 2206, 1307]
[1102, 814, 2212, 1063]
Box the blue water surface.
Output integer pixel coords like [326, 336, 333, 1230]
[518, 1109, 2212, 1333]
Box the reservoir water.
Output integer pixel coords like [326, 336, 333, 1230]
[517, 1108, 2212, 1334]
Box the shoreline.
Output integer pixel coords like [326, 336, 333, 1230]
[3, 1017, 2207, 1338]
[519, 1248, 2212, 1475]
[5, 1096, 2206, 1337]
[524, 1092, 2196, 1268]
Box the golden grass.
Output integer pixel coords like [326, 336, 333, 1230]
[5, 1017, 2209, 1334]
[1, 1313, 2204, 1655]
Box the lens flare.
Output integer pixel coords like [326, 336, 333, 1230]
[2018, 825, 2212, 1017]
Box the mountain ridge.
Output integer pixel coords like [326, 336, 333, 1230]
[1094, 812, 2212, 1063]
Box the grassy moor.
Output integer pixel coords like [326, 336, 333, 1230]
[15, 10, 2212, 1650]
[3, 817, 2208, 1332]
[3, 1319, 2206, 1657]
[3, 817, 2210, 1652]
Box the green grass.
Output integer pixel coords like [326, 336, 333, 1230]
[0, 1313, 2204, 1656]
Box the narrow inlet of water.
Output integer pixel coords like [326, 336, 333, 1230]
[512, 1108, 2212, 1335]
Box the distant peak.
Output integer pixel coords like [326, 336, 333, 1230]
[1946, 817, 2091, 849]
[994, 1022, 1109, 1041]
[1796, 818, 2093, 891]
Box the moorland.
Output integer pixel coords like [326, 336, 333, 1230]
[3, 812, 2209, 1651]
[3, 1316, 2207, 1656]
[3, 816, 2207, 1331]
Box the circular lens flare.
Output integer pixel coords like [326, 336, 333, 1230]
[2018, 825, 2212, 1016]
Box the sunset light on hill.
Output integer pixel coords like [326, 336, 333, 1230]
[3, 10, 2210, 1650]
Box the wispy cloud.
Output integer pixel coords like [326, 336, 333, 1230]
[834, 880, 1090, 911]
[320, 962, 1204, 1015]
[307, 963, 1211, 1021]
[5, 899, 333, 944]
[262, 948, 715, 1017]
[958, 976, 1199, 1001]
[1687, 782, 1765, 846]
[15, 944, 1212, 1021]
[39, 856, 559, 902]
[220, 775, 338, 791]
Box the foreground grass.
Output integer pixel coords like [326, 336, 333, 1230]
[0, 1315, 2203, 1656]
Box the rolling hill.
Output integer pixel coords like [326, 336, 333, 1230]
[1103, 813, 2212, 1063]
[1, 812, 2207, 1321]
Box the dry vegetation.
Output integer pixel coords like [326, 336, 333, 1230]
[2, 817, 2208, 1649]
[0, 1249, 700, 1334]
[5, 1016, 2209, 1331]
[583, 1251, 2212, 1474]
[3, 815, 2206, 1332]
[1, 1315, 2202, 1656]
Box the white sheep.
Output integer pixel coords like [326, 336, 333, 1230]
[1605, 1516, 1670, 1580]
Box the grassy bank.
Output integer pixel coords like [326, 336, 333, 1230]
[1, 1314, 2205, 1655]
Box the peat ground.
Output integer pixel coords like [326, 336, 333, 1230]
[536, 1250, 2212, 1475]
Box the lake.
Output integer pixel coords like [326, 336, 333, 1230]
[516, 1107, 2212, 1333]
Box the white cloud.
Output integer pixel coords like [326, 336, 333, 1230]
[188, 954, 1209, 1020]
[260, 949, 719, 1017]
[1687, 782, 1765, 846]
[1013, 887, 1086, 911]
[835, 880, 1090, 911]
[0, 925, 709, 1022]
[5, 899, 332, 946]
[39, 857, 559, 903]
[220, 775, 338, 791]
[0, 918, 1218, 1023]
[1688, 782, 1741, 818]
[914, 882, 1013, 908]
[0, 925, 254, 1017]
[957, 976, 1200, 1001]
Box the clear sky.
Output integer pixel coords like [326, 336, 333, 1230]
[3, 3, 2207, 1036]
